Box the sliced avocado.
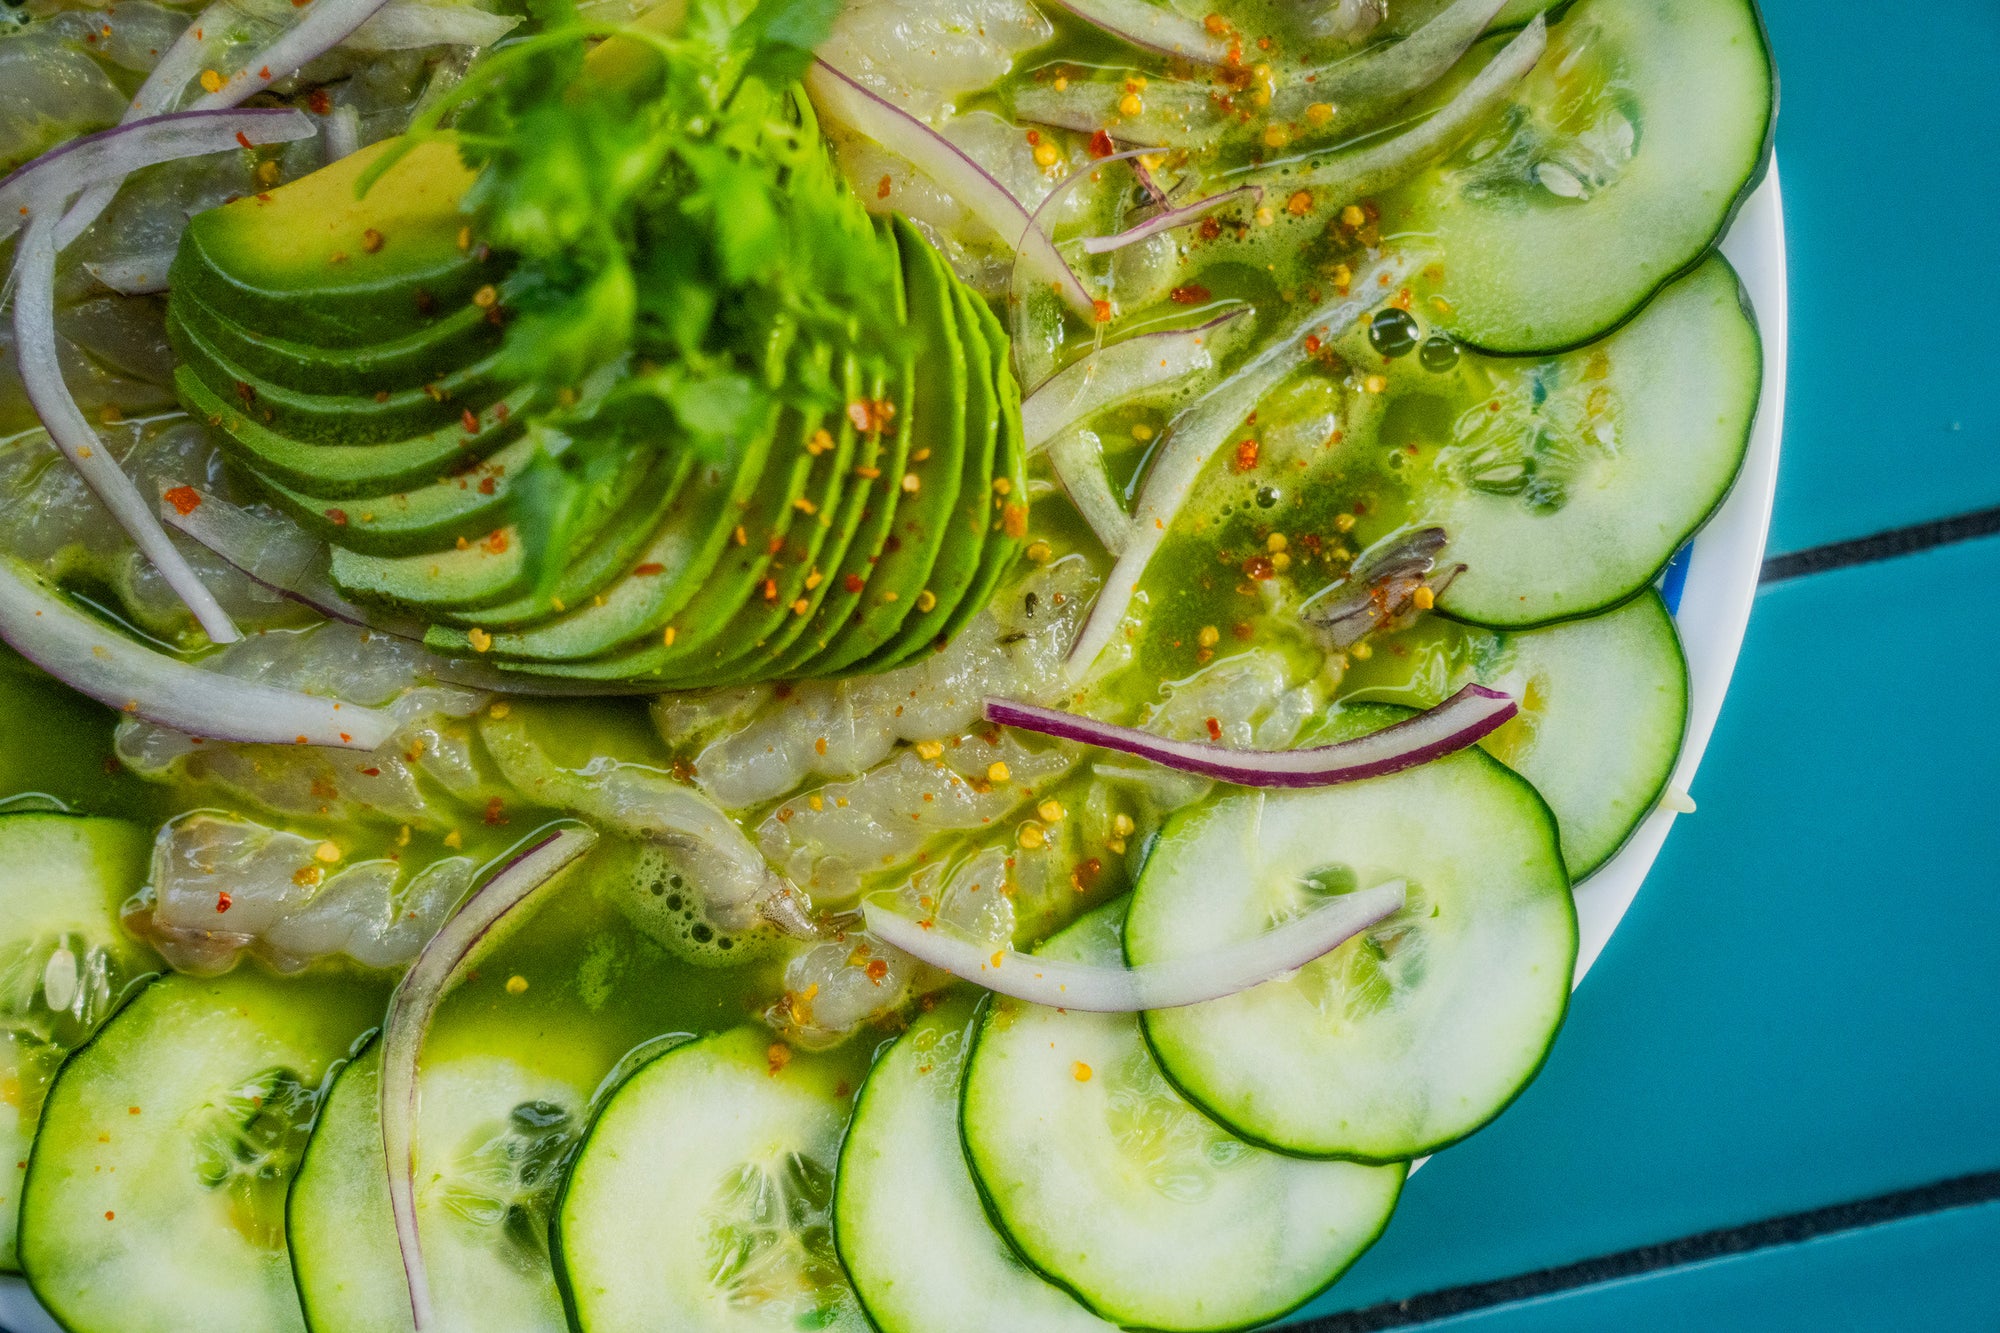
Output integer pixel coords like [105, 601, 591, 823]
[332, 528, 528, 612]
[170, 286, 499, 399]
[428, 405, 781, 661]
[259, 431, 547, 556]
[855, 278, 998, 671]
[172, 315, 511, 447]
[921, 294, 1027, 657]
[434, 448, 694, 629]
[176, 365, 530, 497]
[173, 138, 493, 347]
[801, 220, 965, 675]
[667, 358, 866, 687]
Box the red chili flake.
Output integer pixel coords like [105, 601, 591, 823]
[163, 485, 202, 516]
[1244, 554, 1275, 580]
[234, 131, 254, 150]
[1231, 621, 1254, 640]
[1233, 438, 1260, 472]
[1092, 299, 1114, 324]
[325, 508, 349, 527]
[232, 380, 255, 405]
[1169, 284, 1212, 305]
[864, 958, 890, 983]
[843, 573, 866, 593]
[477, 475, 497, 495]
[876, 174, 892, 199]
[1087, 129, 1116, 159]
[414, 288, 436, 316]
[307, 88, 332, 115]
[483, 797, 508, 826]
[634, 562, 665, 576]
[493, 402, 509, 422]
[1205, 716, 1223, 741]
[761, 578, 779, 602]
[359, 767, 380, 777]
[482, 530, 510, 554]
[1304, 334, 1322, 354]
[216, 892, 233, 913]
[258, 65, 271, 79]
[1198, 216, 1223, 242]
[461, 407, 480, 434]
[1069, 857, 1103, 893]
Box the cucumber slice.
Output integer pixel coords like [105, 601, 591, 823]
[1125, 706, 1574, 1162]
[1399, 0, 1774, 353]
[288, 1037, 583, 1333]
[960, 902, 1405, 1332]
[19, 970, 382, 1333]
[1420, 255, 1759, 627]
[1344, 591, 1689, 876]
[0, 814, 153, 1271]
[834, 994, 1112, 1333]
[553, 1027, 867, 1332]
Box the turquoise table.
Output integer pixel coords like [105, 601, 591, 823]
[1281, 1, 2000, 1327]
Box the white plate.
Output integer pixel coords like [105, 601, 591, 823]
[0, 169, 1788, 1333]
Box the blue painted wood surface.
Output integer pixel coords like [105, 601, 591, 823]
[1384, 1201, 2000, 1332]
[1284, 533, 2000, 1323]
[1763, 0, 2000, 554]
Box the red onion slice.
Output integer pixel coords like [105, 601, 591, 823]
[380, 826, 598, 1330]
[84, 249, 181, 296]
[864, 878, 1405, 1011]
[13, 214, 240, 644]
[1, 108, 315, 247]
[1065, 252, 1410, 678]
[1080, 185, 1260, 255]
[0, 554, 397, 749]
[1285, 17, 1547, 200]
[985, 683, 1516, 787]
[1045, 427, 1133, 553]
[191, 0, 399, 111]
[805, 60, 1097, 319]
[1050, 0, 1231, 65]
[1022, 306, 1249, 451]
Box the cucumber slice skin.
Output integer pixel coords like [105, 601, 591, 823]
[1406, 0, 1776, 355]
[1428, 255, 1761, 629]
[960, 903, 1406, 1332]
[834, 994, 1113, 1333]
[0, 814, 153, 1273]
[287, 1037, 580, 1333]
[1347, 591, 1689, 878]
[19, 970, 383, 1333]
[1126, 709, 1575, 1163]
[552, 1027, 868, 1333]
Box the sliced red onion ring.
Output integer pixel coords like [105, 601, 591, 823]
[324, 104, 363, 161]
[1292, 0, 1509, 122]
[865, 878, 1405, 1011]
[381, 826, 598, 1330]
[54, 1, 237, 248]
[13, 213, 241, 644]
[1, 108, 315, 248]
[1046, 427, 1133, 553]
[986, 683, 1516, 787]
[192, 0, 399, 111]
[1065, 252, 1410, 678]
[1050, 0, 1231, 64]
[0, 554, 397, 749]
[1282, 16, 1546, 200]
[1022, 306, 1249, 450]
[805, 60, 1096, 319]
[1080, 185, 1260, 255]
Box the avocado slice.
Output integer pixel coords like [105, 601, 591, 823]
[172, 316, 512, 447]
[173, 138, 494, 348]
[426, 404, 782, 661]
[801, 220, 966, 675]
[665, 356, 868, 687]
[170, 286, 499, 399]
[853, 278, 998, 671]
[332, 528, 528, 612]
[259, 430, 551, 557]
[911, 294, 1027, 661]
[176, 366, 531, 497]
[433, 448, 695, 630]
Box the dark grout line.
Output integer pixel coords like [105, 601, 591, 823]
[1761, 506, 2000, 584]
[1290, 1169, 2000, 1332]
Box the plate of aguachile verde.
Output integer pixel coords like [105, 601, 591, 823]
[0, 0, 1781, 1324]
